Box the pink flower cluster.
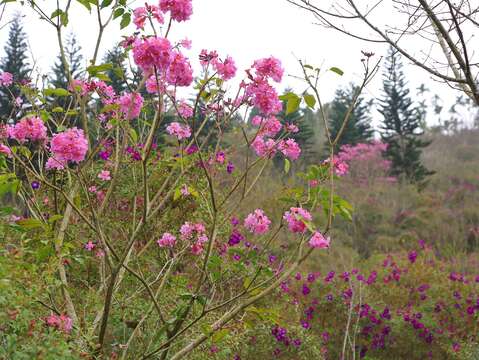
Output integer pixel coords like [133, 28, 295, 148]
[180, 222, 208, 254]
[160, 0, 193, 22]
[119, 92, 144, 120]
[0, 72, 13, 86]
[166, 122, 191, 140]
[0, 144, 11, 157]
[213, 56, 237, 81]
[244, 209, 271, 235]
[45, 313, 73, 334]
[178, 101, 193, 118]
[278, 138, 301, 160]
[8, 116, 47, 143]
[133, 37, 173, 74]
[157, 232, 177, 248]
[252, 56, 284, 83]
[283, 207, 312, 233]
[166, 52, 193, 87]
[49, 127, 88, 167]
[133, 4, 164, 29]
[309, 231, 330, 249]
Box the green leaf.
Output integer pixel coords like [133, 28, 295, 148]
[120, 13, 131, 29]
[329, 67, 344, 76]
[129, 128, 138, 143]
[16, 218, 44, 230]
[87, 63, 113, 74]
[284, 158, 290, 174]
[76, 0, 92, 11]
[100, 0, 113, 8]
[212, 328, 230, 343]
[44, 88, 70, 97]
[60, 13, 69, 26]
[52, 107, 64, 113]
[303, 94, 316, 108]
[113, 7, 124, 19]
[286, 94, 301, 115]
[50, 9, 63, 18]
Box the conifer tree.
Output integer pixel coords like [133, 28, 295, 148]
[328, 83, 374, 152]
[378, 47, 433, 183]
[103, 45, 128, 94]
[0, 14, 30, 119]
[50, 33, 84, 89]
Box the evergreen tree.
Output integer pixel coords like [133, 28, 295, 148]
[0, 14, 30, 120]
[378, 47, 433, 183]
[103, 45, 128, 94]
[328, 83, 374, 152]
[50, 33, 84, 89]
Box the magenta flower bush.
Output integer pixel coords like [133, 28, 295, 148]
[0, 1, 382, 359]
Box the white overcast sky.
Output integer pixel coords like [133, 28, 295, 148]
[0, 0, 474, 127]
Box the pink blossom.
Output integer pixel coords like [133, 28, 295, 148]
[68, 79, 89, 96]
[8, 116, 47, 143]
[0, 72, 13, 86]
[157, 232, 177, 248]
[244, 209, 271, 235]
[251, 136, 277, 157]
[84, 241, 96, 251]
[178, 101, 193, 118]
[199, 49, 218, 67]
[309, 232, 330, 249]
[180, 222, 195, 240]
[145, 75, 167, 94]
[119, 92, 143, 120]
[132, 37, 172, 74]
[180, 184, 189, 196]
[0, 144, 11, 157]
[180, 38, 192, 49]
[247, 80, 282, 116]
[166, 122, 191, 140]
[98, 170, 111, 181]
[160, 0, 193, 22]
[45, 313, 72, 334]
[45, 157, 66, 170]
[14, 97, 23, 107]
[167, 52, 193, 87]
[133, 5, 164, 29]
[252, 57, 284, 82]
[213, 56, 237, 80]
[283, 207, 312, 233]
[50, 127, 88, 164]
[285, 123, 299, 133]
[278, 138, 301, 160]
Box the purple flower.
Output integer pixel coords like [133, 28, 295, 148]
[31, 181, 40, 190]
[186, 144, 198, 155]
[228, 229, 244, 246]
[227, 161, 235, 174]
[408, 250, 417, 263]
[302, 284, 311, 296]
[293, 338, 301, 347]
[300, 320, 310, 329]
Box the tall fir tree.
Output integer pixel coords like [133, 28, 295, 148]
[328, 83, 374, 152]
[0, 14, 30, 120]
[378, 47, 433, 183]
[50, 33, 84, 89]
[103, 45, 128, 94]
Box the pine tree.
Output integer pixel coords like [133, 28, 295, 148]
[50, 33, 84, 89]
[328, 83, 374, 152]
[0, 14, 30, 120]
[103, 45, 128, 94]
[378, 47, 433, 183]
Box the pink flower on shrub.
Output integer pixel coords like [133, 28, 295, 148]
[159, 0, 193, 22]
[178, 101, 193, 118]
[309, 231, 330, 249]
[84, 241, 96, 251]
[119, 92, 143, 120]
[180, 38, 192, 49]
[252, 56, 284, 82]
[167, 122, 191, 140]
[132, 37, 172, 73]
[8, 116, 47, 143]
[167, 52, 193, 87]
[278, 138, 301, 160]
[251, 136, 277, 157]
[244, 209, 271, 235]
[0, 144, 11, 157]
[157, 232, 177, 248]
[0, 71, 13, 86]
[247, 80, 282, 116]
[133, 5, 164, 29]
[68, 79, 90, 96]
[98, 170, 111, 181]
[283, 207, 312, 233]
[45, 313, 72, 334]
[213, 56, 237, 80]
[145, 75, 167, 94]
[45, 157, 66, 170]
[50, 127, 88, 164]
[253, 116, 282, 137]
